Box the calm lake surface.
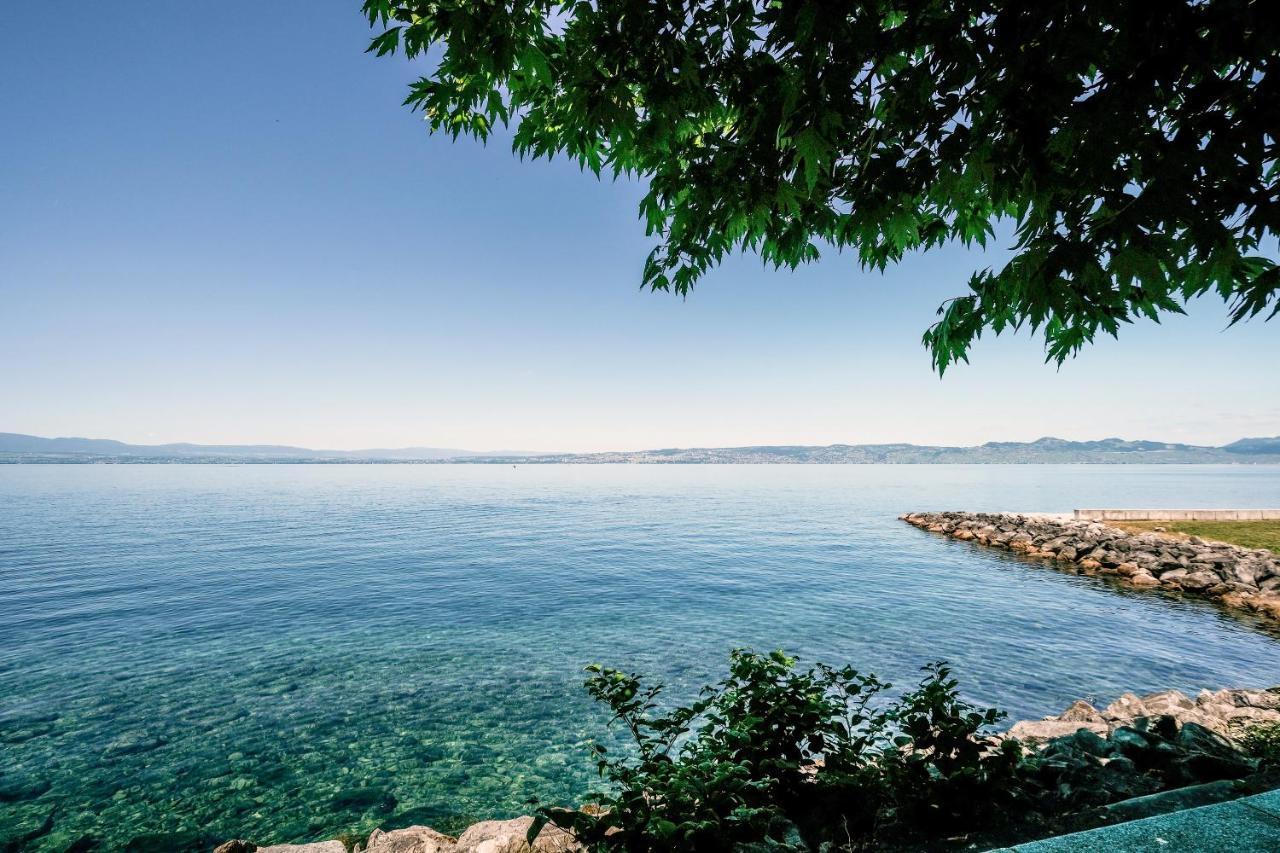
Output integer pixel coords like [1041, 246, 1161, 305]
[3, 464, 1279, 849]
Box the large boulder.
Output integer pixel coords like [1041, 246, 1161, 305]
[454, 818, 582, 853]
[1139, 690, 1195, 717]
[365, 826, 457, 853]
[1193, 688, 1280, 737]
[1178, 571, 1221, 591]
[1007, 719, 1108, 745]
[1059, 700, 1104, 723]
[1102, 693, 1150, 722]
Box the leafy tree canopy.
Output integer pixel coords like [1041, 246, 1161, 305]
[363, 0, 1278, 370]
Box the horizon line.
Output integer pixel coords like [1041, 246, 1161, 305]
[3, 429, 1278, 459]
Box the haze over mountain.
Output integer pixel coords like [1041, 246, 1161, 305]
[0, 433, 514, 461]
[3, 432, 1278, 464]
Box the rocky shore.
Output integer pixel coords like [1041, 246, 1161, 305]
[901, 511, 1280, 621]
[1008, 686, 1280, 745]
[999, 686, 1280, 828]
[213, 687, 1280, 853]
[215, 816, 580, 853]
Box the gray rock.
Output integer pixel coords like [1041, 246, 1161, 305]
[1110, 726, 1178, 765]
[1059, 700, 1104, 723]
[1103, 694, 1149, 722]
[1102, 755, 1136, 774]
[1130, 714, 1179, 741]
[1180, 571, 1222, 591]
[1008, 719, 1108, 745]
[366, 825, 457, 853]
[1064, 728, 1112, 757]
[1173, 751, 1256, 784]
[1139, 690, 1194, 716]
[455, 817, 582, 853]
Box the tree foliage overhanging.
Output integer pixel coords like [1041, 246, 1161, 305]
[363, 0, 1279, 370]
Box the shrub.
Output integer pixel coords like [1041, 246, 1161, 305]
[530, 651, 1022, 851]
[876, 663, 1024, 835]
[1239, 721, 1280, 764]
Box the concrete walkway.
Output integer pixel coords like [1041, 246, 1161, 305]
[991, 788, 1280, 852]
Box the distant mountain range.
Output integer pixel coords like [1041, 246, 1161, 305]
[473, 436, 1280, 464]
[0, 433, 510, 462]
[3, 432, 1279, 464]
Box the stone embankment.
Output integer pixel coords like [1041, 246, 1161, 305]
[900, 511, 1280, 621]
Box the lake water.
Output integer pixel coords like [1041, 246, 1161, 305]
[2, 464, 1279, 850]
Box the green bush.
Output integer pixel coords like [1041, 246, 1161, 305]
[530, 651, 1022, 851]
[877, 663, 1024, 833]
[1239, 721, 1280, 764]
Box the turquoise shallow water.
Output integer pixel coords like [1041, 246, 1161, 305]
[2, 464, 1279, 850]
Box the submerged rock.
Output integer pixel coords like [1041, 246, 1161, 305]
[331, 786, 398, 814]
[103, 731, 168, 757]
[0, 806, 56, 851]
[122, 832, 209, 852]
[0, 775, 51, 803]
[213, 842, 258, 853]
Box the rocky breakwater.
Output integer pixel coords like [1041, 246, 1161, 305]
[901, 511, 1280, 621]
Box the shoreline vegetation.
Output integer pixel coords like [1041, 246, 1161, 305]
[1105, 520, 1280, 555]
[901, 512, 1280, 624]
[208, 672, 1280, 853]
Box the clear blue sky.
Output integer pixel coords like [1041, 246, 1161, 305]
[2, 2, 1276, 452]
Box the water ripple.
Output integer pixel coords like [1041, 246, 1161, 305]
[1, 464, 1278, 849]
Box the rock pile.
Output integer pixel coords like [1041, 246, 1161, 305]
[1020, 718, 1258, 810]
[901, 511, 1280, 621]
[1007, 687, 1280, 746]
[216, 816, 582, 853]
[1008, 690, 1280, 812]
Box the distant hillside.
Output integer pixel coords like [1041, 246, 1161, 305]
[3, 432, 1279, 463]
[466, 436, 1280, 464]
[1223, 436, 1280, 455]
[0, 433, 514, 462]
